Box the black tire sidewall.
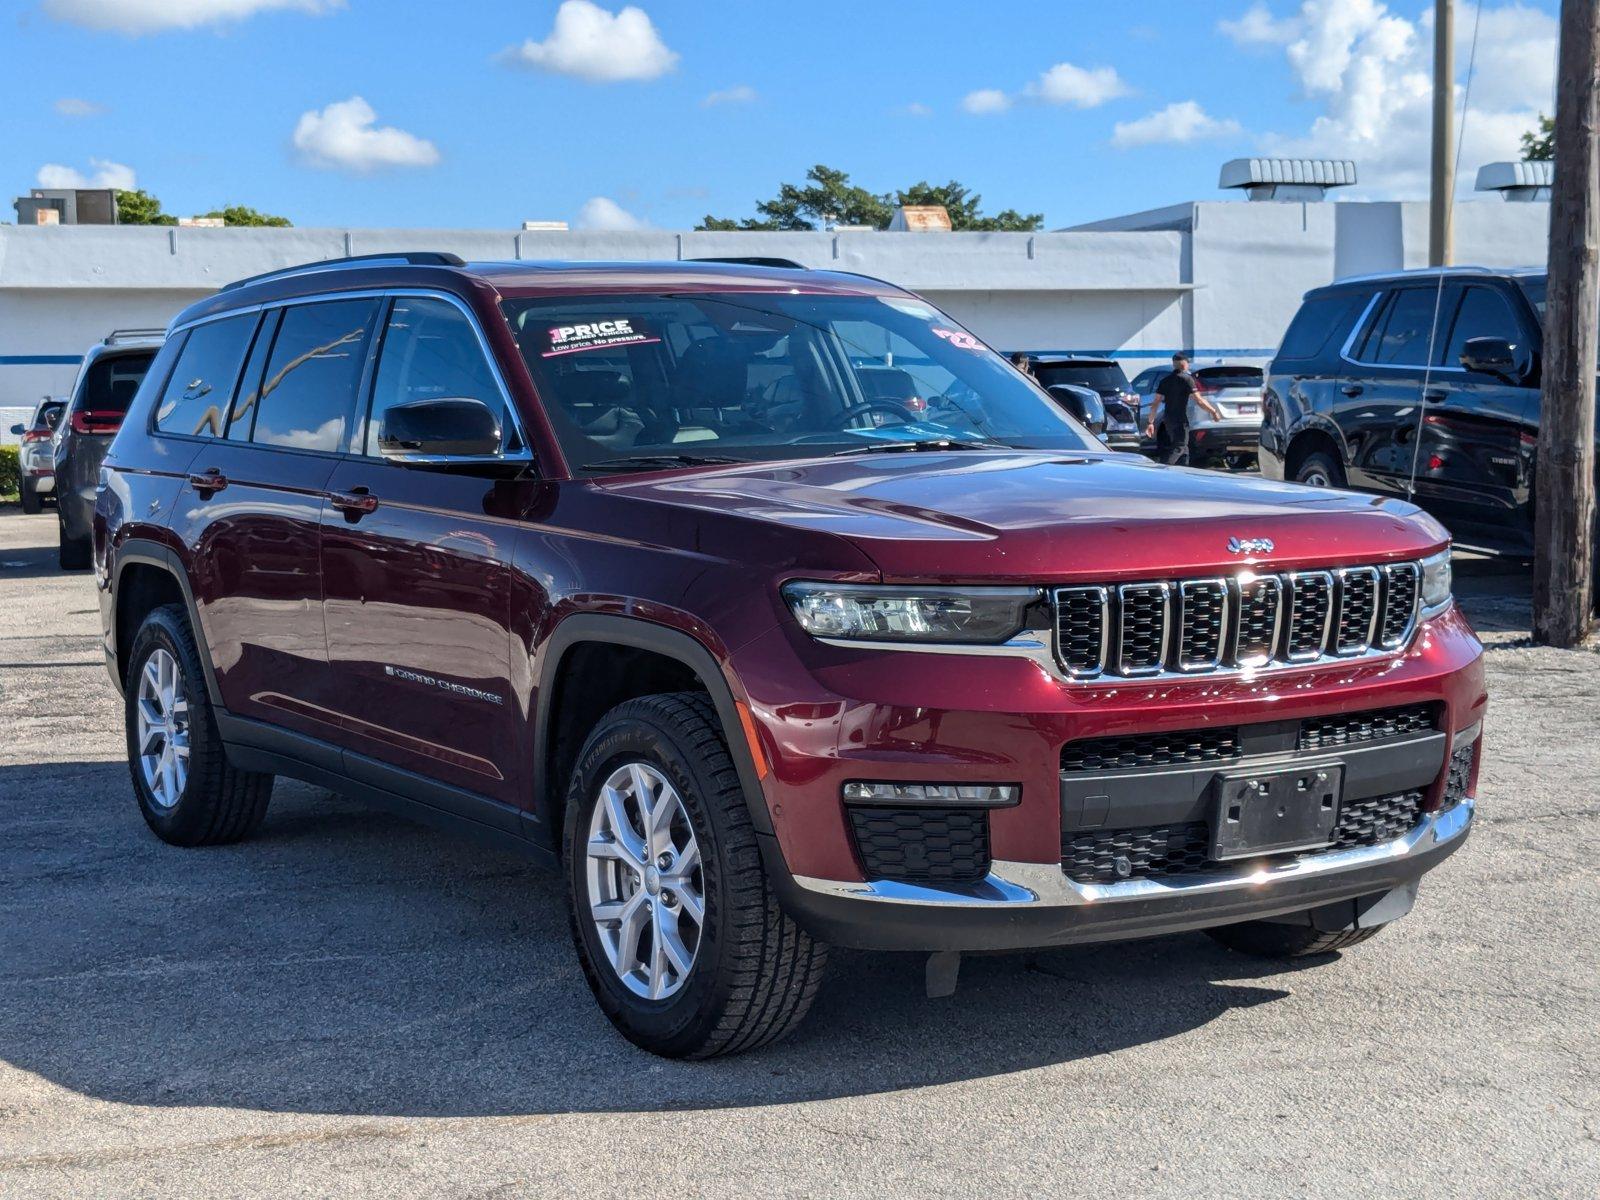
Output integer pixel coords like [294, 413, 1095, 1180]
[562, 705, 739, 1055]
[1295, 450, 1344, 488]
[20, 481, 41, 514]
[125, 607, 218, 843]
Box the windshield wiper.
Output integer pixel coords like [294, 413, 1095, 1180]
[830, 437, 1011, 457]
[579, 452, 746, 472]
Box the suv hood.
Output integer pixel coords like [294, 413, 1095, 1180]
[599, 451, 1444, 582]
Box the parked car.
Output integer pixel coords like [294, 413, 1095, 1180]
[1132, 363, 1266, 468]
[1260, 267, 1567, 558]
[55, 330, 163, 567]
[1024, 356, 1142, 443]
[97, 254, 1484, 1058]
[9, 397, 65, 513]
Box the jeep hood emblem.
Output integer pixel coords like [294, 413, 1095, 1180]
[1227, 536, 1274, 555]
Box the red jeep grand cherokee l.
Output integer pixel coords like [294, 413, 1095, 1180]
[94, 254, 1485, 1058]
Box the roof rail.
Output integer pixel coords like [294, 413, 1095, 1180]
[686, 256, 807, 270]
[104, 328, 167, 344]
[220, 251, 468, 293]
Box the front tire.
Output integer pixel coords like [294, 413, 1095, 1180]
[58, 512, 90, 569]
[19, 480, 42, 515]
[1205, 919, 1385, 958]
[125, 604, 273, 845]
[563, 692, 827, 1058]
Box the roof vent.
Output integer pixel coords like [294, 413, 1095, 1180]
[1475, 160, 1552, 202]
[887, 205, 952, 232]
[1219, 158, 1357, 201]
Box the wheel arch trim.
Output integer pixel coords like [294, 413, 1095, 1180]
[109, 539, 223, 707]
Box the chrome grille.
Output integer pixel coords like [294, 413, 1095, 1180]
[1051, 560, 1422, 680]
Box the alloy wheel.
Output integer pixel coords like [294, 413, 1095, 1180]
[584, 761, 705, 1000]
[135, 647, 191, 808]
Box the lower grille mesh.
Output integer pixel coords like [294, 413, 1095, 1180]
[1297, 703, 1438, 750]
[848, 806, 990, 884]
[1061, 728, 1242, 773]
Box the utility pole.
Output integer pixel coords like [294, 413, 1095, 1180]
[1534, 0, 1600, 647]
[1429, 0, 1455, 267]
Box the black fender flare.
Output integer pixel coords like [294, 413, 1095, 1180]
[1284, 413, 1350, 474]
[532, 613, 775, 841]
[109, 539, 225, 708]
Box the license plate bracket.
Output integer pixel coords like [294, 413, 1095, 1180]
[1211, 764, 1343, 861]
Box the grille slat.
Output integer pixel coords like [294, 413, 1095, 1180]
[1051, 559, 1421, 680]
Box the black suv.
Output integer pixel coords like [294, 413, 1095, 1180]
[55, 330, 163, 568]
[1260, 267, 1574, 558]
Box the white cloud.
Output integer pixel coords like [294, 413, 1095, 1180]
[702, 84, 757, 108]
[36, 158, 137, 189]
[898, 102, 933, 117]
[1113, 101, 1243, 148]
[1254, 1, 1557, 198]
[575, 196, 647, 231]
[1026, 62, 1131, 109]
[54, 97, 107, 118]
[291, 97, 439, 173]
[1218, 3, 1299, 46]
[961, 88, 1011, 115]
[501, 0, 677, 83]
[42, 0, 339, 35]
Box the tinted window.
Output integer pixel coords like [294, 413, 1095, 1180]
[252, 300, 378, 452]
[75, 350, 156, 416]
[1443, 286, 1522, 368]
[1368, 288, 1447, 366]
[367, 297, 506, 455]
[155, 315, 256, 438]
[1195, 366, 1262, 388]
[1276, 293, 1364, 360]
[1033, 362, 1130, 393]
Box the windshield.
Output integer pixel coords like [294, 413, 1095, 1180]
[1031, 362, 1130, 394]
[501, 292, 1099, 471]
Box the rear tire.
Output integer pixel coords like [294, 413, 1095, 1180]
[1205, 919, 1385, 958]
[58, 512, 90, 570]
[19, 480, 42, 515]
[563, 691, 827, 1058]
[1294, 449, 1345, 489]
[125, 603, 273, 846]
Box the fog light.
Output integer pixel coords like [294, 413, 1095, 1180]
[842, 781, 1020, 807]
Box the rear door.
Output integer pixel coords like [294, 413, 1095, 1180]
[173, 297, 381, 740]
[318, 294, 530, 814]
[1332, 285, 1452, 500]
[1408, 282, 1539, 553]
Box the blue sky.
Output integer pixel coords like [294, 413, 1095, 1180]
[0, 0, 1561, 231]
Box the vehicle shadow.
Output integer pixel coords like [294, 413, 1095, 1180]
[0, 523, 83, 582]
[0, 764, 1317, 1118]
[1452, 555, 1533, 635]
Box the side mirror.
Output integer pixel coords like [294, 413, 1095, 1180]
[8, 424, 22, 436]
[377, 397, 503, 460]
[1460, 336, 1521, 380]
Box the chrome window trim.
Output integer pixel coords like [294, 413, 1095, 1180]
[1115, 581, 1173, 677]
[168, 286, 536, 464]
[1339, 285, 1471, 375]
[1284, 570, 1336, 662]
[1175, 578, 1230, 673]
[1332, 565, 1382, 655]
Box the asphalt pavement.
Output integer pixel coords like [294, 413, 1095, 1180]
[0, 512, 1596, 1198]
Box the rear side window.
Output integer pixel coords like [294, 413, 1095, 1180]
[155, 315, 257, 439]
[1276, 294, 1364, 361]
[366, 297, 506, 456]
[75, 351, 156, 417]
[1364, 288, 1447, 366]
[252, 299, 379, 452]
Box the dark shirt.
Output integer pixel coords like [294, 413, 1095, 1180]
[1155, 370, 1197, 433]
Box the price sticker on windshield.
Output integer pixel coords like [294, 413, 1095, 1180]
[931, 327, 983, 351]
[543, 318, 660, 357]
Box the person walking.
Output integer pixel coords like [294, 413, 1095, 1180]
[1145, 352, 1220, 465]
[1010, 352, 1034, 378]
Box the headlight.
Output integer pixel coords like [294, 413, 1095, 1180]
[781, 581, 1039, 644]
[1420, 547, 1452, 615]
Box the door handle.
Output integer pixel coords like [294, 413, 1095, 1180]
[1340, 384, 1364, 397]
[1423, 389, 1447, 403]
[329, 487, 379, 517]
[187, 468, 228, 495]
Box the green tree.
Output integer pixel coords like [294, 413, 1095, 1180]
[199, 204, 292, 227]
[1522, 114, 1554, 161]
[115, 188, 176, 226]
[699, 165, 1041, 232]
[894, 180, 1042, 231]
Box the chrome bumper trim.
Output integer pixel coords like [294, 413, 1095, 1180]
[792, 798, 1473, 910]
